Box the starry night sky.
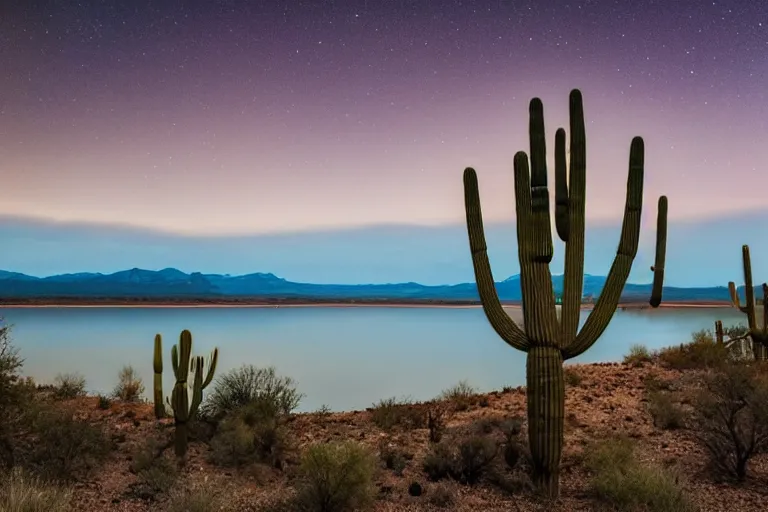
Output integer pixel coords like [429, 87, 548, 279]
[1, 0, 767, 236]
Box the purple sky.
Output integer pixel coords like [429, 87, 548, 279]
[2, 0, 766, 236]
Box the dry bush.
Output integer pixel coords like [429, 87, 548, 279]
[647, 391, 686, 430]
[112, 365, 145, 402]
[209, 398, 291, 469]
[201, 365, 303, 421]
[0, 468, 72, 512]
[439, 380, 477, 411]
[164, 479, 229, 512]
[293, 441, 378, 512]
[423, 434, 499, 485]
[584, 436, 696, 511]
[623, 344, 653, 366]
[657, 330, 728, 370]
[690, 362, 768, 481]
[52, 373, 87, 400]
[369, 397, 425, 430]
[563, 366, 583, 387]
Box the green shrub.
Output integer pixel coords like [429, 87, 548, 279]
[25, 403, 112, 481]
[52, 373, 86, 400]
[0, 323, 35, 470]
[657, 330, 727, 370]
[294, 441, 377, 512]
[209, 399, 291, 469]
[112, 365, 145, 402]
[164, 480, 228, 512]
[369, 397, 425, 430]
[584, 437, 696, 511]
[439, 380, 477, 411]
[0, 467, 72, 512]
[422, 435, 499, 485]
[623, 344, 652, 366]
[201, 365, 303, 421]
[647, 391, 686, 430]
[563, 367, 583, 387]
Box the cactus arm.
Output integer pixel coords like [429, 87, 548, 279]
[527, 98, 554, 264]
[559, 90, 587, 341]
[742, 245, 757, 331]
[728, 281, 747, 313]
[649, 196, 668, 308]
[514, 152, 558, 344]
[762, 284, 768, 335]
[554, 128, 569, 243]
[188, 357, 205, 418]
[153, 334, 164, 419]
[201, 348, 219, 389]
[463, 168, 529, 351]
[564, 136, 644, 360]
[171, 344, 179, 378]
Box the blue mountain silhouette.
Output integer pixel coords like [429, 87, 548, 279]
[0, 268, 737, 302]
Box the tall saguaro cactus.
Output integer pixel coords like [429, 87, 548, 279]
[153, 334, 164, 419]
[169, 329, 218, 459]
[728, 245, 768, 361]
[463, 89, 667, 498]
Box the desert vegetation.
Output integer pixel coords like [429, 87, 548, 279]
[1, 319, 768, 511]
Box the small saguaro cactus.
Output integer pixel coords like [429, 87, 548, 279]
[728, 245, 768, 361]
[714, 320, 724, 345]
[463, 89, 667, 498]
[153, 334, 164, 419]
[168, 329, 219, 459]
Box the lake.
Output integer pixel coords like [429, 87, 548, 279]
[0, 305, 745, 413]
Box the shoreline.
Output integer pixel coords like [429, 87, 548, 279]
[0, 300, 734, 309]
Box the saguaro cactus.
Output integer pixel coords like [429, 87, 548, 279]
[153, 334, 164, 419]
[169, 329, 218, 459]
[714, 320, 724, 346]
[728, 245, 768, 360]
[463, 89, 667, 498]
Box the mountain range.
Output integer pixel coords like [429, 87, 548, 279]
[0, 268, 740, 303]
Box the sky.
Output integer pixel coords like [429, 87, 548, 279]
[1, 0, 767, 285]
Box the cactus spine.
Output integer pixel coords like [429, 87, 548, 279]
[727, 245, 768, 360]
[153, 334, 164, 419]
[463, 89, 667, 498]
[169, 329, 218, 459]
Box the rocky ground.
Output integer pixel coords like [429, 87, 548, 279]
[43, 361, 768, 511]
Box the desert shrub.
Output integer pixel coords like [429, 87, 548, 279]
[0, 467, 72, 512]
[201, 365, 303, 421]
[164, 480, 228, 512]
[0, 324, 36, 470]
[24, 403, 112, 481]
[690, 362, 768, 481]
[97, 395, 111, 410]
[427, 405, 447, 443]
[209, 398, 290, 469]
[52, 372, 86, 400]
[647, 391, 686, 430]
[427, 482, 456, 508]
[369, 397, 425, 430]
[294, 441, 377, 512]
[128, 437, 178, 499]
[500, 417, 526, 469]
[563, 367, 583, 387]
[377, 439, 408, 476]
[584, 436, 695, 511]
[623, 344, 653, 366]
[423, 435, 499, 485]
[723, 323, 749, 340]
[657, 330, 727, 370]
[439, 380, 477, 411]
[112, 365, 145, 402]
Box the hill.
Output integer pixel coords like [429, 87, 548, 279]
[0, 267, 743, 304]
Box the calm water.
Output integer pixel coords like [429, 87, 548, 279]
[0, 306, 745, 412]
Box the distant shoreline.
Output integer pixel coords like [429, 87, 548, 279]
[0, 298, 734, 309]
